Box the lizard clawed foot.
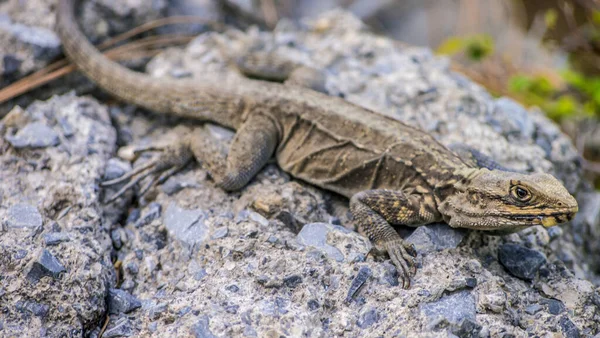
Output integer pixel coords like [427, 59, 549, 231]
[101, 142, 193, 203]
[382, 239, 418, 289]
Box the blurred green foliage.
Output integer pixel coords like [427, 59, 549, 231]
[437, 34, 494, 61]
[437, 9, 600, 123]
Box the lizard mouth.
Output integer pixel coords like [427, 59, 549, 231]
[506, 208, 578, 228]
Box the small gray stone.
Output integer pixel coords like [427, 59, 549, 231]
[6, 122, 60, 148]
[26, 249, 66, 283]
[211, 227, 228, 239]
[283, 275, 303, 288]
[103, 317, 136, 338]
[406, 223, 466, 254]
[357, 308, 380, 329]
[546, 226, 563, 242]
[43, 232, 70, 246]
[160, 177, 199, 195]
[296, 222, 351, 262]
[451, 318, 482, 338]
[248, 211, 269, 227]
[146, 302, 168, 320]
[2, 55, 21, 75]
[134, 202, 162, 228]
[559, 316, 580, 338]
[498, 244, 547, 280]
[164, 203, 209, 248]
[420, 290, 476, 325]
[541, 298, 565, 315]
[108, 289, 141, 314]
[15, 300, 49, 318]
[193, 315, 217, 338]
[525, 304, 543, 315]
[103, 158, 132, 181]
[5, 203, 42, 229]
[0, 18, 61, 59]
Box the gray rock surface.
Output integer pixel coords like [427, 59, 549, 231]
[498, 243, 547, 280]
[1, 2, 599, 338]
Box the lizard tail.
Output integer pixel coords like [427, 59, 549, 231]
[56, 0, 244, 129]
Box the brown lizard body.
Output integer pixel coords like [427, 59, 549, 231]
[56, 0, 578, 287]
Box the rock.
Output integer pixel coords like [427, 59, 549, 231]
[489, 97, 534, 138]
[297, 222, 371, 262]
[103, 158, 132, 181]
[406, 223, 466, 254]
[164, 203, 209, 248]
[103, 317, 136, 338]
[2, 54, 21, 75]
[524, 304, 542, 315]
[0, 16, 61, 59]
[498, 244, 547, 280]
[5, 122, 60, 148]
[346, 266, 372, 303]
[211, 227, 228, 239]
[26, 249, 66, 283]
[541, 298, 565, 315]
[15, 300, 49, 318]
[146, 302, 168, 321]
[559, 316, 581, 338]
[193, 315, 217, 338]
[420, 291, 476, 325]
[5, 203, 42, 229]
[357, 308, 380, 329]
[43, 232, 70, 246]
[134, 202, 162, 228]
[283, 275, 303, 288]
[451, 318, 482, 338]
[108, 289, 142, 314]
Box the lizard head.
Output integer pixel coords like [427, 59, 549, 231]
[439, 168, 578, 233]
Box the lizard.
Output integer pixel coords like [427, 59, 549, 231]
[56, 0, 579, 288]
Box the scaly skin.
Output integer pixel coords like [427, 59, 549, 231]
[56, 0, 579, 288]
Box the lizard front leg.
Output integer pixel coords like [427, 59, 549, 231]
[350, 189, 440, 288]
[103, 112, 279, 201]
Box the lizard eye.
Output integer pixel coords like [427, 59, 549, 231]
[511, 186, 531, 202]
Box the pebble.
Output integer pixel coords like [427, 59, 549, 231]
[193, 315, 218, 338]
[406, 223, 466, 254]
[357, 308, 380, 329]
[6, 122, 60, 148]
[525, 304, 542, 315]
[211, 227, 229, 239]
[43, 232, 70, 246]
[108, 289, 141, 314]
[451, 318, 482, 338]
[420, 290, 476, 325]
[283, 275, 303, 288]
[134, 202, 162, 228]
[498, 244, 547, 280]
[26, 249, 66, 283]
[297, 222, 359, 262]
[6, 203, 42, 229]
[103, 317, 136, 338]
[164, 203, 209, 248]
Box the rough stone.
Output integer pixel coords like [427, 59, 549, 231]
[26, 249, 66, 283]
[5, 122, 60, 148]
[193, 315, 217, 338]
[43, 232, 70, 246]
[163, 203, 209, 248]
[108, 289, 142, 314]
[498, 244, 547, 280]
[420, 291, 476, 325]
[406, 223, 466, 254]
[5, 203, 42, 229]
[297, 222, 371, 262]
[103, 317, 136, 338]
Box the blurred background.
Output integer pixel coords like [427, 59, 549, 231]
[198, 0, 600, 187]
